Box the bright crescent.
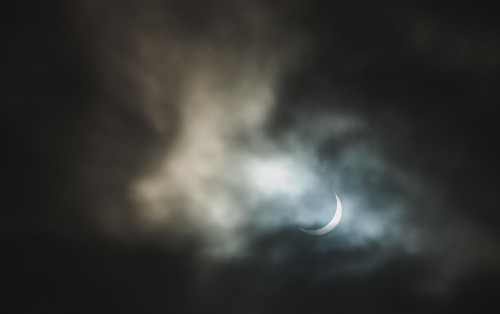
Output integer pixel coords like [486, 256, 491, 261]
[299, 194, 342, 235]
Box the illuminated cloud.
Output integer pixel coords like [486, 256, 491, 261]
[7, 1, 500, 313]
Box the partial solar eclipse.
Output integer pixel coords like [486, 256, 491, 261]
[299, 194, 342, 235]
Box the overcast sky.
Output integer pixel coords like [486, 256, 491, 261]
[4, 1, 500, 313]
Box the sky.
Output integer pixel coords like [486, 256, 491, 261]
[4, 0, 500, 313]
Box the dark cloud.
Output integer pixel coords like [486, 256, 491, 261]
[194, 234, 440, 314]
[3, 233, 198, 313]
[4, 0, 500, 313]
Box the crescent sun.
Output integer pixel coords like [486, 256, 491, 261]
[299, 194, 342, 235]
